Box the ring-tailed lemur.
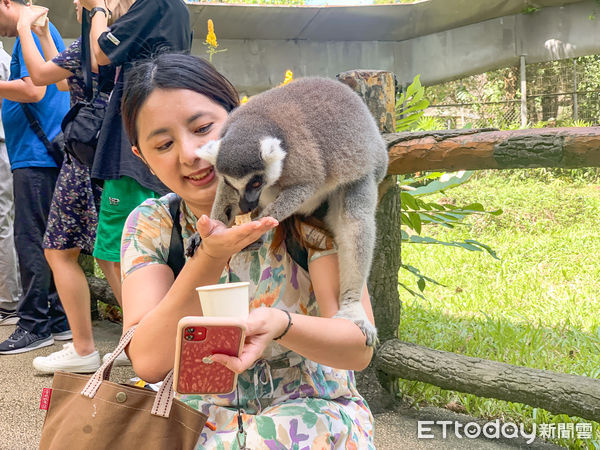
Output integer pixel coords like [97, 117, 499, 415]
[195, 77, 388, 347]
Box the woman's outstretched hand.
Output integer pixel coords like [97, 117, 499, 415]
[211, 307, 289, 373]
[194, 215, 278, 261]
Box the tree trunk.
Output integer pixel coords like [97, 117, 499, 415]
[375, 339, 600, 422]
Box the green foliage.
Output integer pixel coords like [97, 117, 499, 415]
[397, 171, 600, 448]
[400, 171, 501, 294]
[413, 115, 445, 131]
[396, 75, 429, 132]
[396, 76, 500, 295]
[521, 5, 541, 14]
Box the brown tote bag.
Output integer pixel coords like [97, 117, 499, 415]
[39, 327, 207, 450]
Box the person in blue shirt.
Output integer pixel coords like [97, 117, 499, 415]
[0, 0, 71, 354]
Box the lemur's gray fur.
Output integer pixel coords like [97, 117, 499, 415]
[195, 77, 388, 347]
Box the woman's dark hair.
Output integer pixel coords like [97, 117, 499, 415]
[122, 52, 240, 148]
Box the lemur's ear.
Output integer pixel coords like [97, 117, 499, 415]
[260, 136, 286, 185]
[195, 140, 220, 166]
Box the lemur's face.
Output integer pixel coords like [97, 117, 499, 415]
[222, 173, 265, 214]
[196, 135, 287, 215]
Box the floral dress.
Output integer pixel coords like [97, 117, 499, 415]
[121, 194, 375, 449]
[42, 38, 107, 254]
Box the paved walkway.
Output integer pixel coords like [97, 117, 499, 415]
[0, 321, 562, 449]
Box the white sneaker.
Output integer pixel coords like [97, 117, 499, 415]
[33, 343, 101, 374]
[102, 350, 132, 367]
[52, 330, 73, 341]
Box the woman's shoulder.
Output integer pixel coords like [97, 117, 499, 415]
[125, 193, 178, 229]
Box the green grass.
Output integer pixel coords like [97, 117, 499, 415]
[397, 169, 600, 449]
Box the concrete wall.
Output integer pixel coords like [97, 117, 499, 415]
[3, 0, 600, 93]
[197, 1, 600, 93]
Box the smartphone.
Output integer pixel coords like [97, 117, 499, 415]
[173, 316, 246, 395]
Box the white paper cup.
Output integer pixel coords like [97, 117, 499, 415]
[196, 282, 250, 318]
[30, 5, 48, 27]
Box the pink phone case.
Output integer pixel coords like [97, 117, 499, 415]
[173, 316, 246, 395]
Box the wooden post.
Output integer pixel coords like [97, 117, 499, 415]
[337, 70, 402, 411]
[78, 254, 98, 320]
[520, 55, 527, 128]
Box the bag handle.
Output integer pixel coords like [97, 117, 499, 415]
[81, 326, 175, 418]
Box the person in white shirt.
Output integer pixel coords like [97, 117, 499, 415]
[0, 41, 21, 325]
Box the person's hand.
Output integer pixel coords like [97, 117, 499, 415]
[195, 215, 278, 261]
[16, 5, 47, 34]
[211, 307, 289, 373]
[31, 15, 50, 38]
[79, 0, 106, 11]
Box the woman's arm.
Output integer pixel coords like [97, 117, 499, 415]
[0, 77, 45, 103]
[123, 215, 279, 383]
[80, 0, 111, 66]
[16, 8, 73, 87]
[212, 253, 375, 373]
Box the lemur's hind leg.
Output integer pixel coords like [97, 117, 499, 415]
[326, 174, 379, 347]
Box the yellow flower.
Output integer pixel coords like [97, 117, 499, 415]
[281, 70, 294, 86]
[240, 95, 249, 104]
[206, 19, 218, 48]
[204, 19, 227, 62]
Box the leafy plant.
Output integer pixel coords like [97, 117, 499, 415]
[396, 75, 430, 131]
[400, 172, 502, 295]
[394, 76, 502, 296]
[414, 115, 445, 131]
[521, 5, 540, 14]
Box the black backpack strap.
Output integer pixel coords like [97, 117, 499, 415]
[20, 104, 64, 166]
[166, 195, 185, 278]
[20, 104, 54, 153]
[81, 9, 93, 101]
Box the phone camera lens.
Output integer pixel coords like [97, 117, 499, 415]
[186, 328, 195, 333]
[185, 334, 193, 341]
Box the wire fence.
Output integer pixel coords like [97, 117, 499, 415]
[425, 57, 600, 129]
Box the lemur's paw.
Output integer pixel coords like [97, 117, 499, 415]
[185, 233, 202, 258]
[334, 302, 379, 348]
[357, 321, 379, 347]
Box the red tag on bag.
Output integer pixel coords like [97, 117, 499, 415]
[40, 388, 52, 410]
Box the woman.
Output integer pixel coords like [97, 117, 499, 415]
[120, 52, 375, 448]
[16, 0, 134, 373]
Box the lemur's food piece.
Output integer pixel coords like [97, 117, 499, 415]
[234, 212, 252, 226]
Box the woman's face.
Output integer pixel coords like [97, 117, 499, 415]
[134, 88, 229, 217]
[73, 0, 83, 24]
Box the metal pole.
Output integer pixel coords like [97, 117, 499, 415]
[520, 55, 527, 127]
[573, 59, 579, 121]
